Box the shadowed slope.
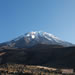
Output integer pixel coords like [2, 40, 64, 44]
[0, 44, 75, 69]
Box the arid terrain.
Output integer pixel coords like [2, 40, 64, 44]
[0, 64, 74, 75]
[0, 44, 75, 75]
[0, 45, 75, 68]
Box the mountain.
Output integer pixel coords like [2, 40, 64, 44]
[0, 31, 74, 48]
[0, 31, 75, 68]
[0, 45, 75, 69]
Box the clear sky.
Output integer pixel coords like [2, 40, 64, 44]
[0, 0, 75, 44]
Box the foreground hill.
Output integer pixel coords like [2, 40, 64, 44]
[0, 44, 75, 69]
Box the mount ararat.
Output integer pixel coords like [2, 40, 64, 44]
[0, 31, 75, 69]
[0, 31, 74, 48]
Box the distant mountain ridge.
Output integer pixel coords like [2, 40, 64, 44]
[0, 31, 74, 48]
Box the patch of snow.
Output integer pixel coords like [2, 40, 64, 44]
[31, 35, 35, 39]
[3, 31, 73, 47]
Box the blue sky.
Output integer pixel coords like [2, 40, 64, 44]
[0, 0, 75, 44]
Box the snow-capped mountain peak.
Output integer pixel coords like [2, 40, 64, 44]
[0, 31, 74, 48]
[24, 31, 62, 43]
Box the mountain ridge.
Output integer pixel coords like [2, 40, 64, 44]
[0, 31, 74, 48]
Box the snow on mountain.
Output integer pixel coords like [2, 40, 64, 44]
[0, 31, 74, 48]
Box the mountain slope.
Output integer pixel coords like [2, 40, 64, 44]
[0, 31, 73, 48]
[0, 45, 75, 69]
